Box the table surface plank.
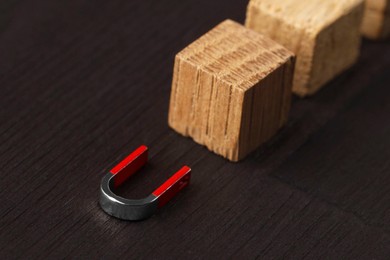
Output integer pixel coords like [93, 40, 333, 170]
[1, 0, 390, 258]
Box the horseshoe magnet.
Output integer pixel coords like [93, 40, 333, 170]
[99, 145, 191, 221]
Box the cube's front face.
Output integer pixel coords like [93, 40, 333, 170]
[168, 57, 245, 161]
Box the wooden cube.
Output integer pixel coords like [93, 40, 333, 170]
[168, 20, 295, 162]
[246, 0, 364, 97]
[361, 0, 390, 39]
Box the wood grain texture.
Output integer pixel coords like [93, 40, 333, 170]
[168, 20, 295, 161]
[245, 0, 364, 97]
[0, 0, 390, 259]
[362, 0, 390, 39]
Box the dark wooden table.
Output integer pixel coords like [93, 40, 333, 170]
[1, 0, 390, 258]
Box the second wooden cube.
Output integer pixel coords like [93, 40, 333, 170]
[246, 0, 364, 97]
[168, 20, 295, 161]
[362, 0, 390, 39]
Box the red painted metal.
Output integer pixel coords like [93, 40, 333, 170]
[109, 145, 191, 207]
[110, 145, 148, 187]
[152, 166, 191, 208]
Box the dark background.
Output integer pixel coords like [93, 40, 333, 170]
[1, 0, 390, 258]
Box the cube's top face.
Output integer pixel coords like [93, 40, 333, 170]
[177, 19, 294, 92]
[249, 0, 364, 33]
